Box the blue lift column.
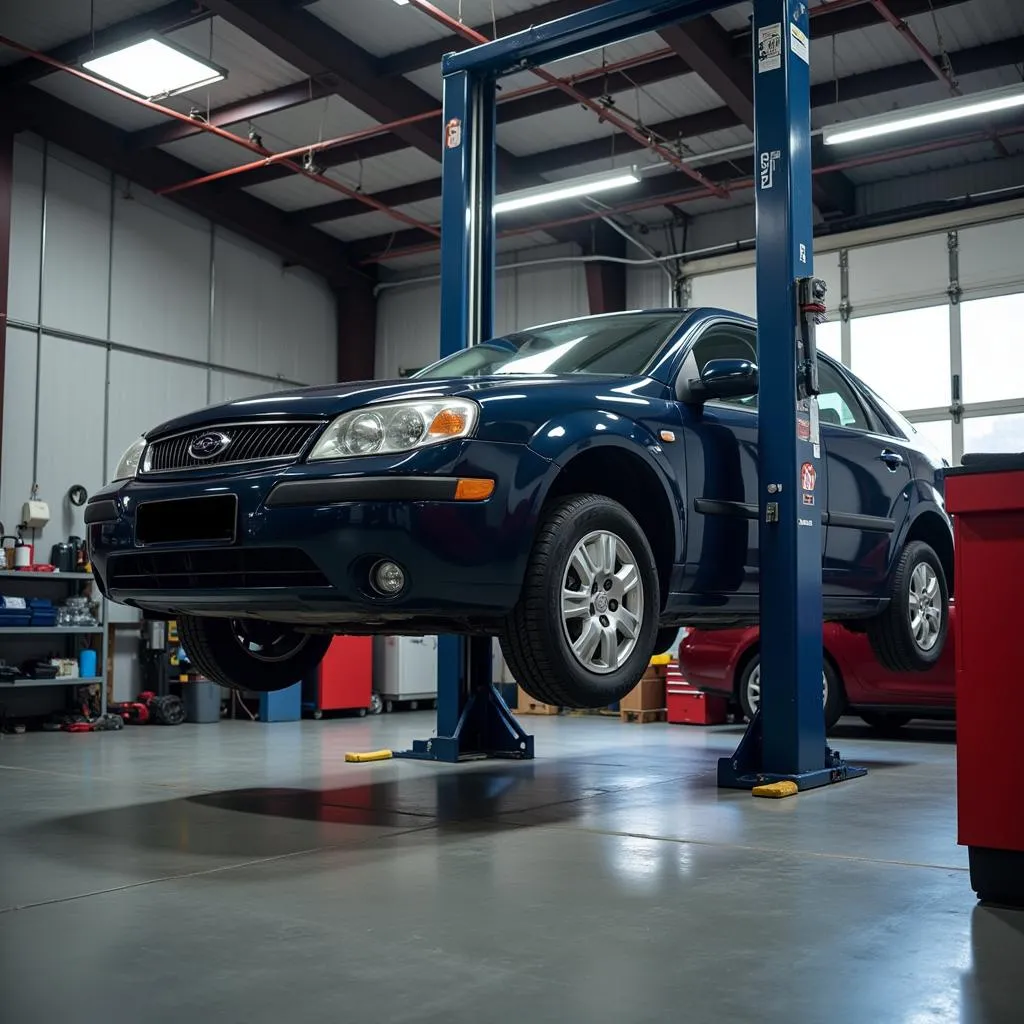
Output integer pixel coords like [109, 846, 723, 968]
[718, 0, 864, 791]
[396, 62, 533, 763]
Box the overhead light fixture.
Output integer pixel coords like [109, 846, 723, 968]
[823, 83, 1024, 146]
[83, 38, 226, 100]
[391, 0, 410, 5]
[493, 167, 642, 215]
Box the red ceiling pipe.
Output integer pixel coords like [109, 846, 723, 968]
[405, 0, 729, 198]
[868, 0, 959, 93]
[360, 122, 1024, 264]
[0, 33, 440, 237]
[159, 44, 679, 194]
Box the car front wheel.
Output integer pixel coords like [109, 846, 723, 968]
[177, 615, 331, 692]
[738, 654, 844, 731]
[500, 494, 660, 709]
[867, 540, 949, 673]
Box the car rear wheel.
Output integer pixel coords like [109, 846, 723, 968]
[859, 711, 912, 732]
[500, 494, 660, 709]
[178, 615, 330, 692]
[738, 654, 844, 731]
[867, 540, 949, 673]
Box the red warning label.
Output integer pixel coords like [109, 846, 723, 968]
[801, 462, 816, 492]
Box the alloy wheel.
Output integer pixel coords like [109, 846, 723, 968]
[908, 562, 942, 652]
[560, 529, 645, 675]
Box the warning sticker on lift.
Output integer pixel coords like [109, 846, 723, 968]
[801, 462, 816, 492]
[803, 493, 814, 506]
[790, 23, 809, 64]
[445, 118, 462, 149]
[758, 24, 782, 72]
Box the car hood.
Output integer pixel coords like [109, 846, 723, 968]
[145, 373, 635, 438]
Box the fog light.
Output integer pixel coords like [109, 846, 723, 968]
[371, 559, 405, 595]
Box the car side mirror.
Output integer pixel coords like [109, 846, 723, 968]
[688, 358, 759, 403]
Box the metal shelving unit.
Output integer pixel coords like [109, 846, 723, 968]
[0, 572, 107, 715]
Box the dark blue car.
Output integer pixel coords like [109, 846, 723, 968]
[86, 309, 952, 708]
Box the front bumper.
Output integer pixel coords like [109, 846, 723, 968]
[86, 440, 551, 626]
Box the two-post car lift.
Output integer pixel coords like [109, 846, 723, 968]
[397, 0, 866, 793]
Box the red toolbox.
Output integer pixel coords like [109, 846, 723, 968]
[666, 662, 728, 726]
[306, 636, 372, 716]
[945, 454, 1024, 907]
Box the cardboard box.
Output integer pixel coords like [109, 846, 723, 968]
[517, 686, 560, 715]
[619, 674, 665, 713]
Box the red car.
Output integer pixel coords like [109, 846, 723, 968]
[677, 609, 955, 731]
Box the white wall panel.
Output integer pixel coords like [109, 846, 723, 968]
[34, 334, 106, 552]
[627, 264, 672, 309]
[958, 219, 1024, 296]
[376, 281, 441, 379]
[106, 351, 208, 474]
[40, 149, 111, 338]
[8, 138, 43, 324]
[506, 262, 588, 329]
[208, 371, 288, 405]
[0, 328, 38, 535]
[689, 266, 756, 317]
[110, 188, 211, 361]
[211, 229, 336, 383]
[847, 234, 947, 312]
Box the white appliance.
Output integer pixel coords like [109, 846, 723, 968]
[373, 635, 438, 708]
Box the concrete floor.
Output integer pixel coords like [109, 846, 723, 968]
[1, 712, 1021, 1024]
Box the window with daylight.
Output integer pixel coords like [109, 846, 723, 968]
[850, 305, 950, 413]
[906, 418, 953, 466]
[964, 413, 1024, 457]
[816, 320, 842, 364]
[960, 294, 1024, 405]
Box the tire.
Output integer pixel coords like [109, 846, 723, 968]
[860, 711, 912, 733]
[738, 653, 845, 731]
[653, 626, 680, 656]
[500, 494, 660, 709]
[149, 694, 186, 726]
[177, 615, 330, 693]
[867, 540, 949, 673]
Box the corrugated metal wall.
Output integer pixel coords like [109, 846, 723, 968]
[2, 134, 338, 697]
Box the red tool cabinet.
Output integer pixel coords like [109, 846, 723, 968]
[308, 636, 372, 716]
[945, 454, 1024, 907]
[666, 662, 728, 726]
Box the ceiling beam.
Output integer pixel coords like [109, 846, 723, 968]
[128, 77, 334, 150]
[379, 0, 600, 77]
[8, 86, 370, 290]
[0, 0, 209, 89]
[203, 0, 445, 160]
[298, 32, 1022, 230]
[659, 18, 754, 129]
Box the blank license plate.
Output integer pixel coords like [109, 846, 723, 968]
[135, 495, 237, 545]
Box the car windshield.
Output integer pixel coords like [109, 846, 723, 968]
[414, 312, 684, 379]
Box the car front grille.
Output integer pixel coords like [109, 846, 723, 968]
[107, 548, 331, 591]
[143, 421, 323, 473]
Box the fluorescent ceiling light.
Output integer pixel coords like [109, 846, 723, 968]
[823, 83, 1024, 146]
[83, 38, 226, 100]
[493, 167, 641, 215]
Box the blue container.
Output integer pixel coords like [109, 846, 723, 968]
[78, 648, 98, 678]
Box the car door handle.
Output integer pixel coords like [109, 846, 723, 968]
[878, 449, 905, 470]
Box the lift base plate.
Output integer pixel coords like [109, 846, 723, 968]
[394, 682, 534, 763]
[717, 710, 867, 791]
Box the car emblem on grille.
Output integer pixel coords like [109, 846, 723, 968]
[187, 431, 232, 460]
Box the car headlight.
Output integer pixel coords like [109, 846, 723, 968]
[113, 437, 147, 481]
[308, 399, 479, 460]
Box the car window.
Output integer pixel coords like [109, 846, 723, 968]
[413, 313, 684, 379]
[690, 324, 758, 408]
[817, 360, 871, 431]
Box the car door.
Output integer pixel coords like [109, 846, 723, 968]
[676, 321, 762, 602]
[818, 359, 913, 598]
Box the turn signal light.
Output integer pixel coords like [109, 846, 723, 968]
[455, 478, 495, 501]
[428, 409, 468, 437]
